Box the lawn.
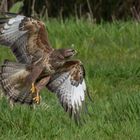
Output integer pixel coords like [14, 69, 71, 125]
[0, 19, 140, 140]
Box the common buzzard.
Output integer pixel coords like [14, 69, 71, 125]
[0, 13, 90, 122]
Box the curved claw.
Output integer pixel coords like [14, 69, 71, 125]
[30, 83, 40, 104]
[33, 95, 40, 104]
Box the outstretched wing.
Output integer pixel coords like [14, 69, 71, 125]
[0, 13, 53, 64]
[0, 60, 43, 104]
[47, 60, 87, 123]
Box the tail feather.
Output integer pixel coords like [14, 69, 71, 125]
[0, 60, 34, 105]
[16, 88, 33, 104]
[1, 66, 23, 75]
[3, 59, 26, 67]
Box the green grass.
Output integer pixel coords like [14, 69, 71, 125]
[9, 1, 23, 13]
[0, 19, 140, 140]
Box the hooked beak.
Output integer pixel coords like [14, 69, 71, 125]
[64, 49, 77, 58]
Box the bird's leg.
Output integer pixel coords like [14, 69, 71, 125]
[25, 66, 43, 104]
[31, 76, 51, 104]
[30, 83, 40, 104]
[26, 65, 43, 94]
[30, 83, 36, 93]
[33, 89, 40, 104]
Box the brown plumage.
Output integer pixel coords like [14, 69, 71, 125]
[0, 13, 90, 122]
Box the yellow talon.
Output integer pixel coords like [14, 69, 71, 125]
[33, 95, 40, 104]
[30, 83, 36, 93]
[30, 83, 40, 104]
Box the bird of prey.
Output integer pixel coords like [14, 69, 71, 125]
[0, 13, 90, 122]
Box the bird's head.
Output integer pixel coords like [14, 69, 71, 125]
[58, 48, 77, 59]
[51, 48, 77, 60]
[49, 48, 77, 69]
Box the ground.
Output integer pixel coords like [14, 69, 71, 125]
[0, 19, 140, 140]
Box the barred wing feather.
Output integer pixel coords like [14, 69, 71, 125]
[0, 14, 53, 64]
[0, 60, 42, 104]
[0, 15, 26, 47]
[47, 60, 87, 122]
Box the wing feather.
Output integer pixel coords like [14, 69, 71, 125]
[47, 60, 87, 122]
[0, 14, 53, 64]
[0, 60, 43, 105]
[0, 15, 26, 46]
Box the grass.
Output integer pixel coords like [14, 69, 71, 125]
[0, 19, 140, 140]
